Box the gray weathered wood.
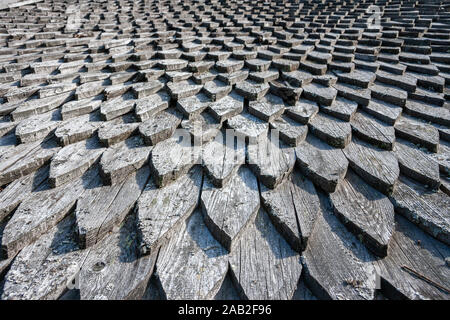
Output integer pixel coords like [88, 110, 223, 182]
[309, 112, 352, 148]
[15, 109, 60, 144]
[269, 79, 303, 105]
[303, 193, 377, 300]
[1, 166, 98, 258]
[131, 80, 164, 99]
[167, 80, 202, 100]
[55, 112, 103, 146]
[295, 134, 348, 193]
[213, 273, 241, 300]
[203, 80, 232, 101]
[330, 169, 395, 257]
[75, 166, 150, 248]
[138, 109, 182, 146]
[155, 209, 228, 300]
[149, 137, 199, 187]
[100, 94, 136, 121]
[394, 115, 440, 153]
[61, 96, 102, 120]
[226, 113, 269, 143]
[137, 166, 202, 256]
[11, 91, 71, 121]
[0, 137, 60, 186]
[78, 214, 158, 300]
[269, 114, 308, 147]
[99, 135, 152, 185]
[430, 141, 450, 175]
[176, 93, 210, 119]
[261, 170, 320, 252]
[202, 137, 244, 188]
[285, 99, 319, 124]
[361, 99, 402, 125]
[351, 111, 395, 150]
[180, 112, 222, 144]
[394, 139, 441, 189]
[390, 175, 450, 245]
[248, 94, 285, 122]
[247, 136, 295, 189]
[302, 83, 337, 106]
[343, 138, 399, 195]
[404, 99, 450, 126]
[201, 166, 260, 250]
[229, 208, 302, 300]
[292, 277, 318, 300]
[375, 214, 450, 300]
[319, 97, 358, 122]
[0, 165, 48, 222]
[135, 91, 170, 122]
[208, 92, 244, 123]
[1, 215, 88, 300]
[75, 80, 105, 100]
[49, 137, 105, 188]
[235, 80, 269, 100]
[98, 116, 139, 147]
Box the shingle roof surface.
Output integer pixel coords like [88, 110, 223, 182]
[0, 0, 449, 300]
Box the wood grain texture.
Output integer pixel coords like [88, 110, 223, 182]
[213, 273, 241, 300]
[202, 137, 244, 188]
[295, 134, 348, 193]
[98, 117, 139, 147]
[248, 94, 285, 122]
[155, 209, 228, 300]
[390, 175, 450, 246]
[344, 138, 399, 195]
[49, 136, 105, 188]
[330, 169, 395, 257]
[177, 93, 210, 119]
[201, 166, 260, 251]
[303, 192, 377, 300]
[1, 165, 99, 258]
[1, 215, 88, 300]
[269, 114, 308, 147]
[138, 108, 182, 146]
[394, 115, 440, 153]
[0, 136, 60, 186]
[360, 99, 402, 125]
[137, 166, 202, 256]
[208, 92, 244, 122]
[285, 99, 318, 124]
[261, 171, 320, 252]
[75, 166, 150, 248]
[78, 214, 158, 300]
[350, 111, 395, 150]
[99, 135, 152, 185]
[247, 136, 295, 189]
[226, 113, 269, 142]
[135, 91, 169, 122]
[15, 109, 60, 144]
[149, 137, 199, 188]
[394, 139, 441, 189]
[292, 277, 318, 300]
[180, 112, 222, 144]
[319, 97, 358, 122]
[100, 93, 136, 121]
[375, 214, 450, 300]
[54, 112, 103, 146]
[1, 0, 450, 302]
[0, 165, 48, 222]
[309, 112, 352, 148]
[229, 208, 302, 300]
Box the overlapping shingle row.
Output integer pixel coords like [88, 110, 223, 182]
[0, 0, 449, 300]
